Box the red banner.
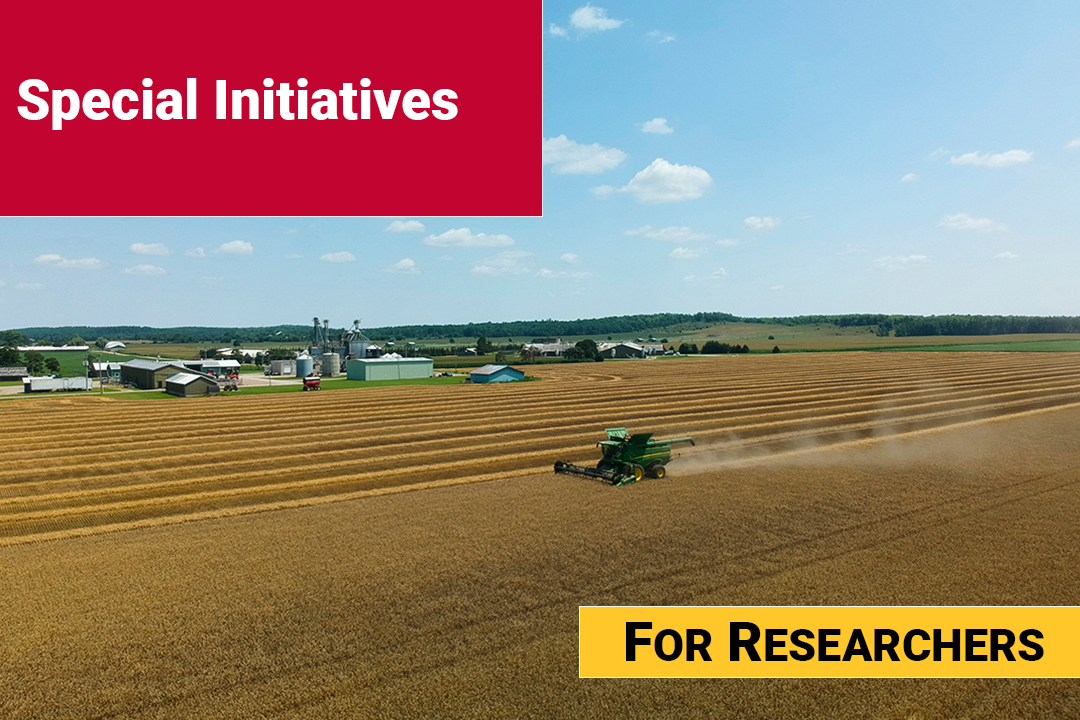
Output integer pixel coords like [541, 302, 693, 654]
[2, 1, 541, 216]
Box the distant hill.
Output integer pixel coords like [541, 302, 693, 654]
[9, 312, 1080, 346]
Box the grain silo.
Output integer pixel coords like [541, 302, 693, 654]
[295, 355, 314, 377]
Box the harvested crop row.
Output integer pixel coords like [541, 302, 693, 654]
[2, 352, 1079, 543]
[5, 358, 1079, 463]
[3, 352, 1076, 442]
[5, 373, 1079, 490]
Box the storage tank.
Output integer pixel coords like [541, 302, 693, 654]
[295, 355, 314, 377]
[321, 353, 338, 375]
[348, 339, 371, 358]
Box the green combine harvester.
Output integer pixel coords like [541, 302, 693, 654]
[554, 428, 695, 486]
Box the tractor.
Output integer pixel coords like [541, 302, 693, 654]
[302, 375, 321, 391]
[554, 428, 695, 486]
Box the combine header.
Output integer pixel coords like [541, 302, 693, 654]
[554, 428, 695, 486]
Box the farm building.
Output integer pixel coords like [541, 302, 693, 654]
[469, 365, 525, 383]
[215, 347, 262, 358]
[346, 357, 434, 381]
[165, 372, 221, 397]
[89, 362, 122, 379]
[17, 345, 90, 352]
[598, 342, 646, 359]
[120, 359, 189, 389]
[521, 341, 573, 357]
[184, 359, 241, 376]
[23, 376, 93, 393]
[103, 341, 126, 350]
[268, 359, 294, 376]
[0, 366, 28, 382]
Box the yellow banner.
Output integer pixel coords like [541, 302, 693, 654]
[579, 606, 1080, 678]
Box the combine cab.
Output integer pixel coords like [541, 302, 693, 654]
[554, 428, 695, 486]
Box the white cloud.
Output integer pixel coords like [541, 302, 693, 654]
[186, 247, 207, 258]
[284, 253, 302, 259]
[669, 247, 704, 260]
[570, 5, 624, 32]
[744, 216, 780, 231]
[900, 173, 919, 183]
[560, 253, 579, 264]
[938, 213, 1007, 232]
[321, 251, 356, 263]
[683, 268, 727, 283]
[928, 148, 949, 160]
[619, 158, 712, 204]
[549, 23, 568, 37]
[0, 279, 5, 287]
[130, 242, 170, 256]
[625, 225, 711, 242]
[386, 220, 425, 233]
[543, 135, 626, 174]
[872, 255, 928, 272]
[590, 185, 616, 197]
[1067, 138, 1080, 150]
[841, 244, 867, 255]
[715, 238, 740, 248]
[385, 258, 419, 274]
[216, 241, 254, 255]
[536, 268, 589, 280]
[123, 264, 166, 276]
[641, 118, 673, 135]
[33, 254, 101, 269]
[771, 285, 784, 291]
[646, 30, 675, 43]
[949, 150, 1033, 168]
[472, 251, 533, 276]
[995, 251, 1019, 260]
[16, 282, 45, 290]
[423, 228, 514, 247]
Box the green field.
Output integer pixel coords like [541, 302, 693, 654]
[102, 375, 467, 401]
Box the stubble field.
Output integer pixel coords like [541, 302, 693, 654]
[1, 353, 1079, 718]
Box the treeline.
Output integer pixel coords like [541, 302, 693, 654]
[679, 342, 750, 354]
[10, 313, 1080, 344]
[12, 325, 312, 345]
[743, 314, 1080, 336]
[363, 312, 741, 341]
[884, 315, 1080, 337]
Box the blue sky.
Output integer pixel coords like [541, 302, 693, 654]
[3, 1, 1079, 329]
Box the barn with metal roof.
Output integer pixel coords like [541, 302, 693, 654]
[0, 366, 28, 382]
[165, 371, 221, 397]
[346, 357, 433, 381]
[120, 359, 189, 389]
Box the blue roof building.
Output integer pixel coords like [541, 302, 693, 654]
[468, 364, 526, 384]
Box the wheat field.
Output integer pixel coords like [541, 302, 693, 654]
[1, 353, 1078, 718]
